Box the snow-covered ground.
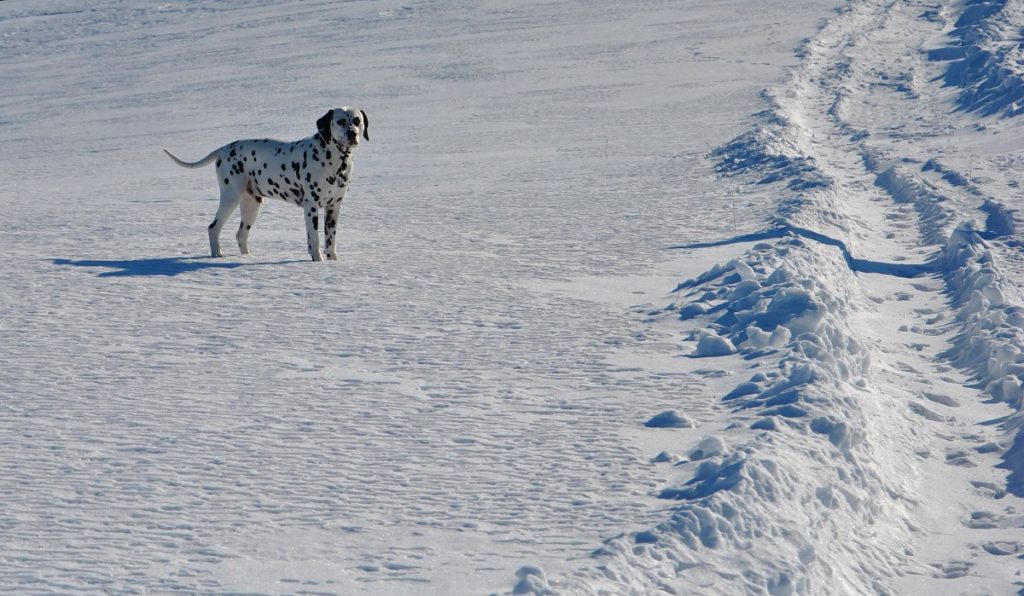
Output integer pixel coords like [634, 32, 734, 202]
[3, 0, 1024, 593]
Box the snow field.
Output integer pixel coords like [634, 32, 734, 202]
[0, 0, 844, 593]
[3, 0, 1024, 593]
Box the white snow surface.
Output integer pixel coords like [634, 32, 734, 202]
[3, 0, 1024, 594]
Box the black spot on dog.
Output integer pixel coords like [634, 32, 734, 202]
[209, 219, 217, 229]
[216, 158, 222, 167]
[223, 178, 229, 185]
[280, 164, 286, 171]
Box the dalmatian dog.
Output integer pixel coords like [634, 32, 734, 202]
[164, 107, 369, 261]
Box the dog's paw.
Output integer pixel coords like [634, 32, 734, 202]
[326, 253, 338, 261]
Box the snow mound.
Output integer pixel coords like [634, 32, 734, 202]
[644, 410, 695, 429]
[513, 566, 550, 595]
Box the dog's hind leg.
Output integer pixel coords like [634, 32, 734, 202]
[209, 186, 242, 258]
[236, 194, 263, 255]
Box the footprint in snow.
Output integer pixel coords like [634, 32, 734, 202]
[930, 560, 972, 579]
[922, 392, 960, 407]
[909, 401, 947, 422]
[944, 449, 975, 467]
[968, 480, 1007, 499]
[980, 541, 1022, 556]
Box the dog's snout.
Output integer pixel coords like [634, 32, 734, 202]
[347, 128, 359, 142]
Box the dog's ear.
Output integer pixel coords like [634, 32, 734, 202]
[316, 109, 334, 143]
[360, 109, 370, 141]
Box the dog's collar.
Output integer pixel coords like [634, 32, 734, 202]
[334, 143, 353, 158]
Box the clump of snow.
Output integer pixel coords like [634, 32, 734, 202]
[692, 331, 737, 357]
[651, 451, 681, 464]
[981, 198, 1016, 237]
[688, 436, 727, 461]
[644, 410, 694, 429]
[512, 566, 550, 595]
[676, 302, 707, 320]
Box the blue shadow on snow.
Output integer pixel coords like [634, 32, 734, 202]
[669, 224, 935, 279]
[52, 256, 301, 277]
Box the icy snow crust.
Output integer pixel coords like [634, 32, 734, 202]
[4, 0, 1024, 594]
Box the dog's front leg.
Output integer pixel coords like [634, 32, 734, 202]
[324, 204, 342, 260]
[304, 204, 324, 262]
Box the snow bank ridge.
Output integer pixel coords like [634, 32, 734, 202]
[874, 165, 955, 245]
[940, 218, 1024, 495]
[578, 234, 912, 595]
[561, 84, 921, 592]
[866, 130, 1024, 506]
[871, 161, 1024, 497]
[930, 0, 1024, 117]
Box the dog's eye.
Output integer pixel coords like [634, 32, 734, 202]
[353, 117, 361, 126]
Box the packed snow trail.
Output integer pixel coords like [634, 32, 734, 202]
[534, 0, 1024, 593]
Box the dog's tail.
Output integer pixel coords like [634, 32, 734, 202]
[163, 148, 219, 169]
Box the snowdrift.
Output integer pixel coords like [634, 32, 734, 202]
[931, 0, 1024, 117]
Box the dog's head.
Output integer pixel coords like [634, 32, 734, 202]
[317, 107, 369, 149]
